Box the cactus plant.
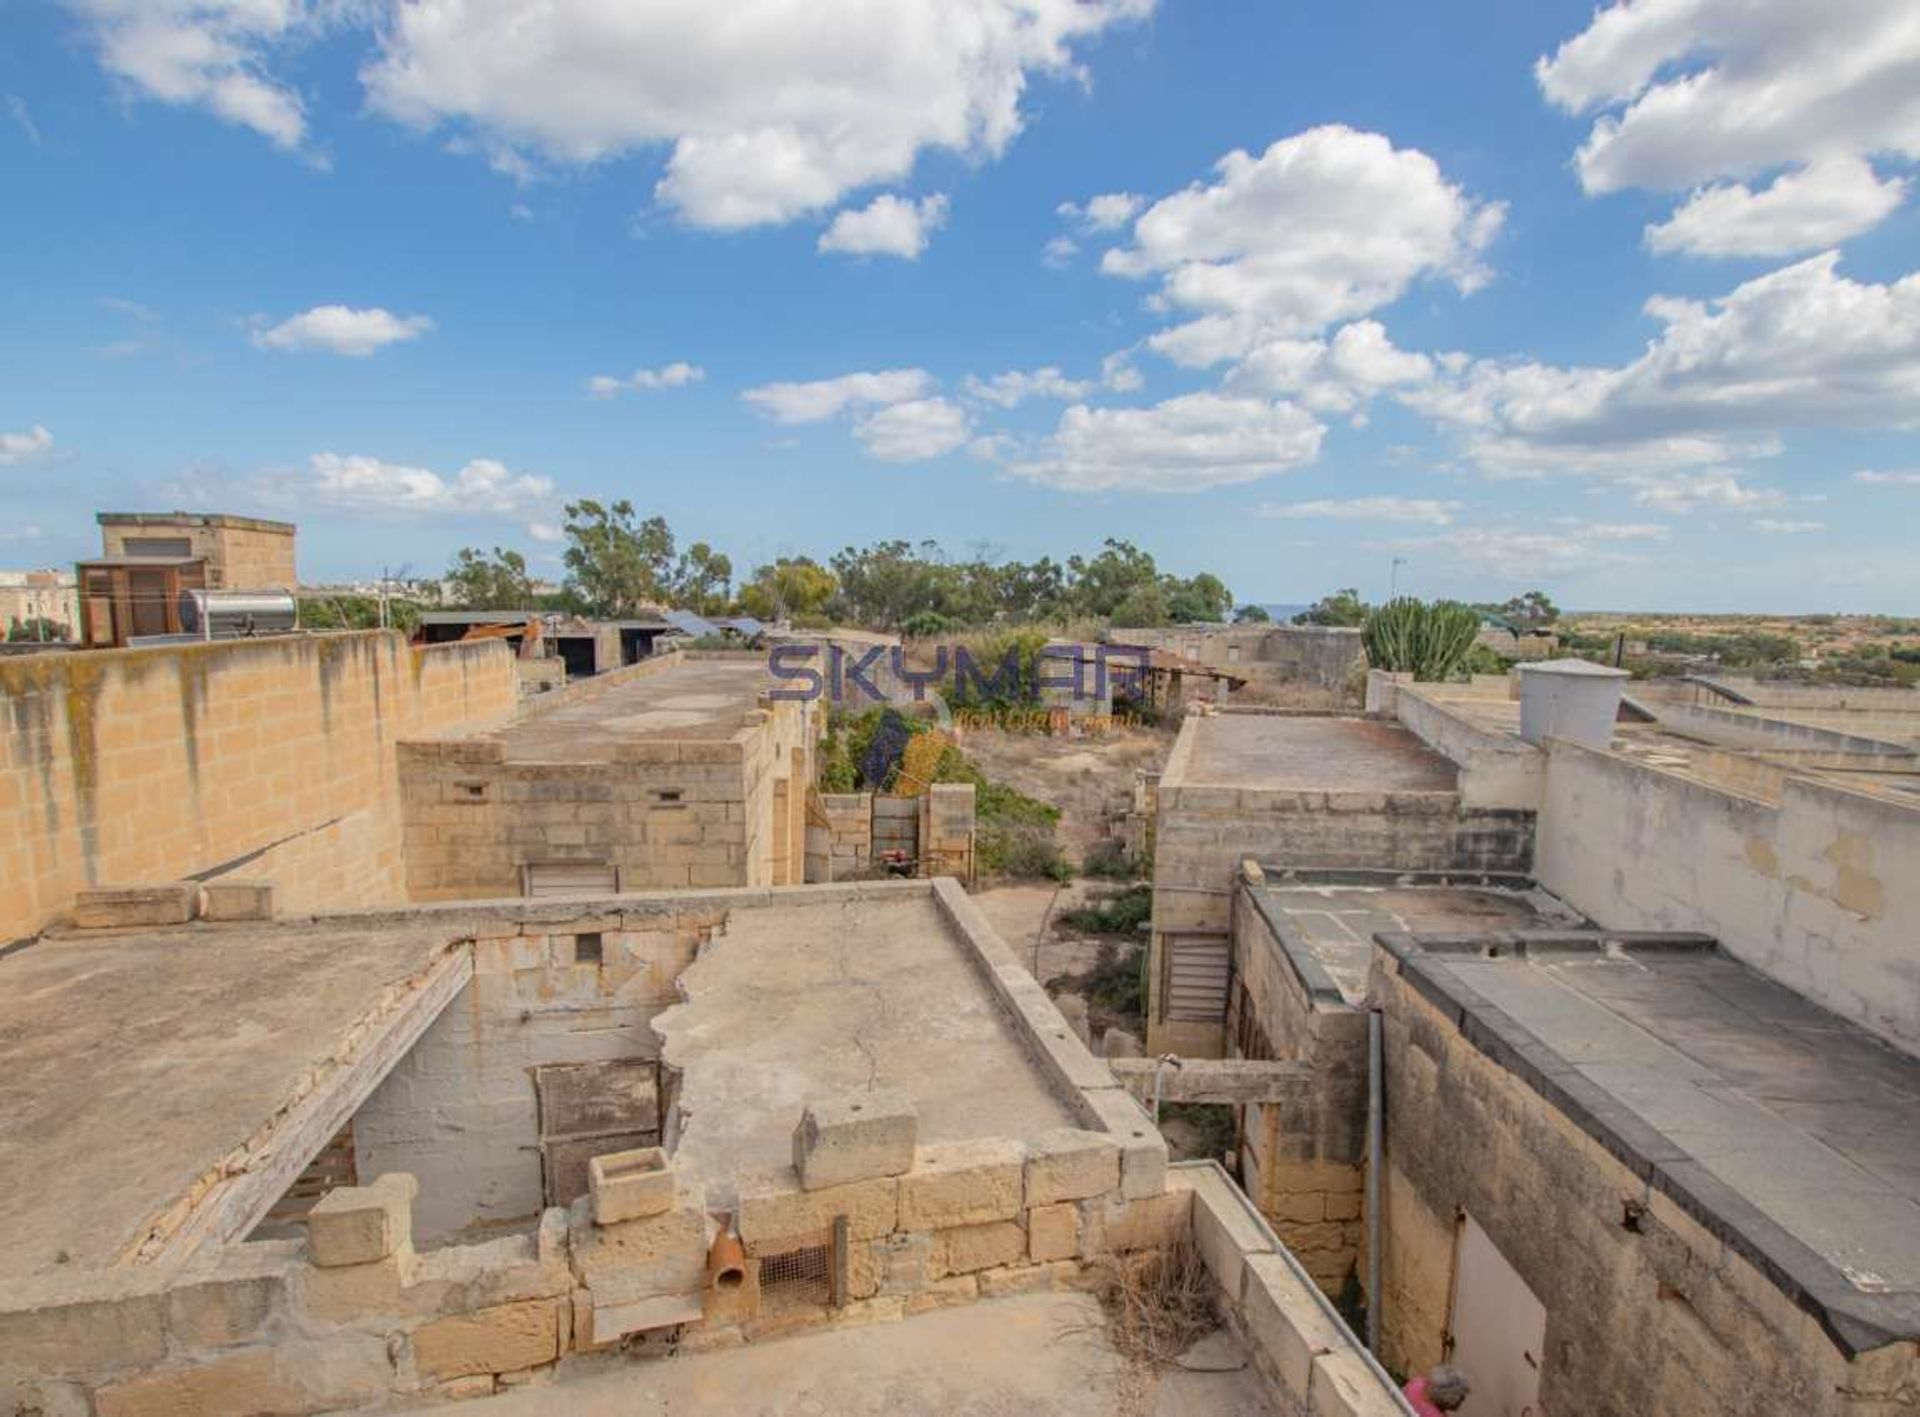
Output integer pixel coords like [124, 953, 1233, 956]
[1362, 597, 1481, 681]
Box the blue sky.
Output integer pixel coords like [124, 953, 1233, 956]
[2, 0, 1916, 611]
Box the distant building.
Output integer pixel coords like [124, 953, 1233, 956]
[77, 511, 297, 647]
[0, 569, 79, 640]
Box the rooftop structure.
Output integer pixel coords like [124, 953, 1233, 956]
[78, 510, 298, 646]
[1374, 927, 1920, 1413]
[0, 882, 1410, 1417]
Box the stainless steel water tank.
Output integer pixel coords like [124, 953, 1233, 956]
[178, 590, 300, 639]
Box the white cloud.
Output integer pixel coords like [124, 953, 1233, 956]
[364, 0, 1152, 229]
[1257, 496, 1460, 526]
[1103, 126, 1504, 364]
[1229, 320, 1435, 414]
[1537, 0, 1920, 244]
[1058, 191, 1143, 231]
[0, 425, 53, 465]
[1415, 522, 1663, 574]
[1753, 518, 1824, 534]
[1407, 253, 1920, 477]
[1100, 350, 1143, 393]
[818, 193, 949, 260]
[1004, 393, 1324, 493]
[852, 397, 971, 461]
[741, 369, 934, 424]
[6, 94, 41, 145]
[586, 361, 705, 397]
[66, 0, 311, 150]
[299, 452, 556, 518]
[1627, 472, 1788, 513]
[963, 366, 1095, 408]
[1647, 158, 1910, 259]
[527, 520, 564, 542]
[1855, 468, 1920, 486]
[252, 305, 434, 356]
[1042, 235, 1080, 268]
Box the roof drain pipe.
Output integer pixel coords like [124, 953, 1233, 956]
[1366, 1007, 1384, 1356]
[1151, 1054, 1183, 1124]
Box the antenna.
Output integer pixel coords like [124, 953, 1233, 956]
[1388, 556, 1408, 600]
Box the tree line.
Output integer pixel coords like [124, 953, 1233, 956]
[444, 499, 1238, 631]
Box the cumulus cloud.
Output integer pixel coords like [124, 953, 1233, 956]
[1537, 0, 1920, 246]
[1003, 393, 1324, 493]
[363, 0, 1151, 229]
[852, 398, 971, 461]
[65, 0, 312, 150]
[300, 452, 556, 518]
[1102, 126, 1503, 364]
[818, 193, 950, 259]
[1406, 253, 1920, 477]
[1058, 191, 1143, 231]
[741, 369, 934, 424]
[1413, 521, 1666, 574]
[1646, 158, 1910, 259]
[252, 305, 434, 356]
[1752, 518, 1824, 534]
[1042, 235, 1081, 268]
[1228, 320, 1435, 414]
[0, 425, 53, 465]
[1855, 468, 1920, 486]
[964, 367, 1094, 408]
[586, 361, 705, 397]
[1257, 496, 1460, 526]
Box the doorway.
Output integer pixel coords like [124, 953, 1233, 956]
[1447, 1214, 1546, 1417]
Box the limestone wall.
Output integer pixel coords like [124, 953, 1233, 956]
[398, 667, 815, 900]
[1536, 739, 1920, 1057]
[1146, 720, 1534, 1056]
[1113, 624, 1365, 692]
[1372, 945, 1917, 1417]
[351, 917, 712, 1244]
[0, 633, 517, 942]
[1227, 880, 1367, 1293]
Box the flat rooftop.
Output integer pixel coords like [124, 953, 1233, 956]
[657, 892, 1080, 1199]
[395, 1290, 1268, 1416]
[470, 657, 771, 760]
[1176, 713, 1459, 793]
[0, 920, 453, 1280]
[1249, 876, 1584, 1004]
[1388, 934, 1920, 1350]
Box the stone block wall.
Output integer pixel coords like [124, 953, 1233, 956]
[1228, 876, 1368, 1293]
[398, 678, 815, 900]
[1145, 724, 1533, 1056]
[919, 781, 976, 880]
[350, 911, 719, 1244]
[1372, 943, 1917, 1417]
[819, 792, 872, 878]
[1536, 738, 1920, 1058]
[0, 632, 517, 942]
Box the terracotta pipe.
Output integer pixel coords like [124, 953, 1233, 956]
[708, 1229, 747, 1292]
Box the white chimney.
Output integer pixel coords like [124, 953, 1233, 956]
[1517, 659, 1629, 750]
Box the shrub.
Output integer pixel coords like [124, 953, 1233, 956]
[1084, 941, 1146, 1021]
[1060, 884, 1151, 935]
[1362, 597, 1481, 681]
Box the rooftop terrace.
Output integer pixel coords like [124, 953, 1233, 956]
[459, 656, 771, 760]
[1175, 712, 1459, 793]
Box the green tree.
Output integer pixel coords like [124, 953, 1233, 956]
[1110, 582, 1171, 628]
[444, 546, 535, 610]
[6, 615, 70, 642]
[1233, 603, 1272, 624]
[1498, 589, 1560, 627]
[1068, 539, 1161, 618]
[561, 499, 676, 616]
[1167, 572, 1232, 623]
[738, 557, 838, 621]
[1293, 588, 1369, 627]
[671, 542, 734, 615]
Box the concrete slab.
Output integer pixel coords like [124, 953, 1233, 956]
[483, 659, 770, 761]
[656, 894, 1079, 1203]
[390, 1291, 1272, 1416]
[1181, 715, 1459, 793]
[1425, 944, 1920, 1306]
[0, 921, 455, 1280]
[1252, 882, 1581, 1004]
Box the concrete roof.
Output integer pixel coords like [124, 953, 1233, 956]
[1175, 713, 1459, 793]
[656, 891, 1080, 1201]
[0, 921, 454, 1281]
[467, 657, 772, 760]
[1248, 875, 1585, 1005]
[1384, 934, 1920, 1352]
